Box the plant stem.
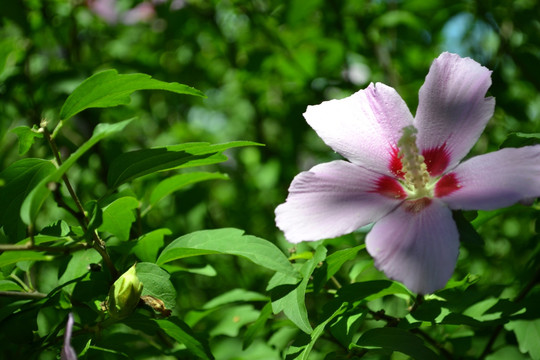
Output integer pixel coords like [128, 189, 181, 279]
[41, 123, 118, 279]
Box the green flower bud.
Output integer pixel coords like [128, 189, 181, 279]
[107, 264, 143, 319]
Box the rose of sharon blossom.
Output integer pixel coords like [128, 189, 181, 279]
[275, 52, 540, 294]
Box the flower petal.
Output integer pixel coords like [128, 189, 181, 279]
[365, 199, 459, 294]
[415, 52, 495, 172]
[61, 313, 77, 360]
[304, 83, 414, 175]
[275, 160, 402, 243]
[439, 146, 540, 210]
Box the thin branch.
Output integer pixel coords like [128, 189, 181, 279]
[41, 122, 118, 279]
[42, 126, 88, 227]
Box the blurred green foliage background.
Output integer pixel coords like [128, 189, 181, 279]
[1, 0, 540, 358]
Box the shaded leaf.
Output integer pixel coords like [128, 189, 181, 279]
[0, 158, 55, 240]
[209, 304, 260, 337]
[108, 141, 260, 188]
[500, 132, 540, 149]
[60, 69, 205, 121]
[243, 302, 273, 349]
[20, 119, 133, 225]
[203, 289, 268, 310]
[58, 249, 102, 294]
[355, 327, 439, 360]
[286, 298, 349, 359]
[154, 317, 214, 360]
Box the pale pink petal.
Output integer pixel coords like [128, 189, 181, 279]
[61, 313, 77, 360]
[439, 146, 540, 210]
[87, 0, 119, 24]
[275, 161, 403, 243]
[122, 2, 156, 24]
[415, 52, 495, 175]
[304, 83, 414, 176]
[365, 199, 459, 294]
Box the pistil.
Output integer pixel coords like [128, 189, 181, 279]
[397, 126, 432, 198]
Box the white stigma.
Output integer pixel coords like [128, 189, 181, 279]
[397, 125, 432, 198]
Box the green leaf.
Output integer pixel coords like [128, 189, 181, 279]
[355, 327, 440, 360]
[154, 317, 214, 360]
[136, 262, 177, 310]
[0, 251, 54, 267]
[108, 141, 261, 188]
[20, 119, 133, 225]
[324, 245, 364, 281]
[336, 280, 412, 303]
[98, 196, 139, 241]
[10, 125, 43, 155]
[500, 132, 540, 149]
[58, 249, 102, 294]
[209, 304, 260, 337]
[286, 299, 349, 359]
[132, 228, 171, 262]
[157, 228, 299, 279]
[202, 289, 268, 310]
[0, 280, 24, 291]
[269, 245, 327, 334]
[59, 69, 205, 121]
[243, 302, 273, 349]
[0, 158, 55, 239]
[149, 172, 229, 206]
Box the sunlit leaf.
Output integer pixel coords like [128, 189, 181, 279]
[99, 196, 139, 241]
[149, 172, 229, 206]
[59, 69, 205, 121]
[10, 125, 43, 155]
[0, 251, 54, 267]
[136, 262, 176, 311]
[132, 228, 171, 263]
[157, 228, 299, 279]
[269, 245, 327, 334]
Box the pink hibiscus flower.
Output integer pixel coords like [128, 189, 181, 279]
[275, 52, 540, 294]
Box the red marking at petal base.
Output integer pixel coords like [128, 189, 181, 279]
[373, 176, 407, 200]
[422, 144, 450, 176]
[435, 173, 460, 197]
[403, 198, 432, 213]
[389, 146, 405, 178]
